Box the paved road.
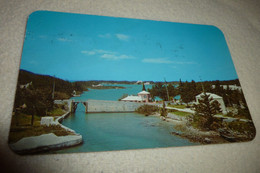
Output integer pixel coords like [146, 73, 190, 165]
[214, 114, 252, 122]
[164, 106, 252, 123]
[165, 106, 195, 113]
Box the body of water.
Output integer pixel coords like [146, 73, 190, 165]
[56, 84, 196, 153]
[71, 84, 153, 101]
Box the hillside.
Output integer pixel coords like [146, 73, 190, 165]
[13, 70, 88, 117]
[17, 69, 87, 98]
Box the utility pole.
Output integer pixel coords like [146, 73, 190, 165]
[199, 76, 205, 93]
[52, 75, 55, 99]
[164, 78, 170, 101]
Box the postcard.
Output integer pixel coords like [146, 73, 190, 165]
[9, 11, 256, 155]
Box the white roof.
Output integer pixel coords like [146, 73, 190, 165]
[138, 90, 150, 95]
[121, 95, 144, 101]
[212, 85, 241, 91]
[136, 80, 143, 83]
[196, 92, 222, 99]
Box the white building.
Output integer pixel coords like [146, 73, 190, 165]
[212, 84, 242, 92]
[195, 92, 227, 114]
[20, 81, 32, 89]
[136, 80, 143, 84]
[137, 90, 151, 102]
[121, 90, 151, 103]
[92, 84, 103, 87]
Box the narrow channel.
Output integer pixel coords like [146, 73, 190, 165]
[56, 84, 197, 153]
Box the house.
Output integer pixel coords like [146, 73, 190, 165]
[212, 84, 242, 92]
[121, 95, 143, 102]
[20, 81, 32, 89]
[121, 90, 151, 103]
[137, 90, 151, 102]
[92, 84, 103, 87]
[195, 92, 227, 114]
[136, 80, 143, 84]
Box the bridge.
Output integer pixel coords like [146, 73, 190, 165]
[54, 99, 159, 113]
[71, 101, 88, 113]
[70, 99, 152, 113]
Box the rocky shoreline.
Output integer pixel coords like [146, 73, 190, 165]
[151, 113, 229, 144]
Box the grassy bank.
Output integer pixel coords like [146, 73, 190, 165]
[168, 110, 191, 117]
[167, 104, 187, 109]
[8, 105, 73, 144]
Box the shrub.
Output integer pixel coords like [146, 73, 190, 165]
[135, 105, 159, 116]
[189, 114, 222, 131]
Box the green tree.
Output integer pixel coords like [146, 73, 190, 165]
[168, 84, 177, 98]
[180, 81, 190, 105]
[160, 101, 167, 117]
[179, 80, 198, 105]
[148, 82, 167, 100]
[194, 92, 221, 130]
[135, 105, 159, 116]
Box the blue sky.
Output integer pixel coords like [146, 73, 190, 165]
[20, 11, 238, 82]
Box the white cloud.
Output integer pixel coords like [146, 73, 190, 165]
[98, 33, 130, 41]
[101, 54, 133, 60]
[115, 34, 129, 41]
[142, 58, 196, 65]
[94, 49, 116, 54]
[174, 61, 195, 65]
[98, 33, 111, 38]
[142, 58, 174, 64]
[81, 49, 114, 55]
[81, 49, 134, 60]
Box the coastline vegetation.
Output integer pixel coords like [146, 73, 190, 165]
[135, 105, 159, 116]
[9, 70, 84, 144]
[9, 123, 75, 144]
[168, 104, 187, 109]
[9, 103, 72, 144]
[137, 82, 255, 143]
[178, 92, 255, 143]
[10, 69, 255, 147]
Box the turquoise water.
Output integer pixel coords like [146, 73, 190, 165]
[56, 84, 196, 153]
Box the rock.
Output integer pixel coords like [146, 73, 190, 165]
[171, 131, 180, 136]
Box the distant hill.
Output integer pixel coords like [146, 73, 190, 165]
[17, 69, 87, 99]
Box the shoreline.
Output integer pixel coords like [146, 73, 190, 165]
[150, 113, 229, 144]
[9, 110, 83, 155]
